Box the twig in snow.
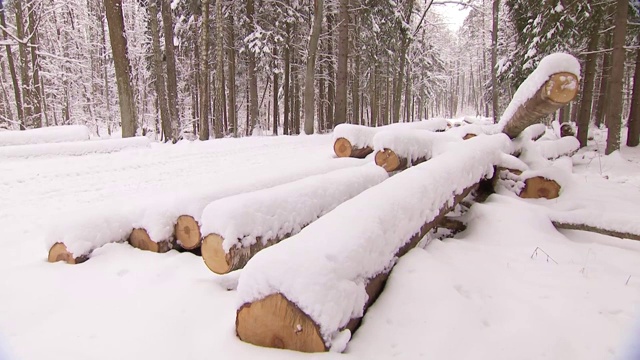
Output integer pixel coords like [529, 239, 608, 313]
[530, 247, 558, 264]
[626, 275, 632, 286]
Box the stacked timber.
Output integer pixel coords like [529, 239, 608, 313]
[199, 165, 388, 274]
[235, 135, 511, 352]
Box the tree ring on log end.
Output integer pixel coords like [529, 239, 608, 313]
[545, 72, 579, 104]
[48, 243, 76, 264]
[202, 234, 232, 274]
[129, 228, 160, 253]
[519, 176, 561, 199]
[333, 137, 353, 157]
[175, 215, 201, 249]
[375, 149, 403, 172]
[236, 293, 327, 353]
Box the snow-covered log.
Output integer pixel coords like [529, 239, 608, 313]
[532, 136, 580, 160]
[0, 125, 90, 146]
[499, 53, 580, 139]
[333, 119, 449, 158]
[552, 222, 640, 242]
[128, 228, 172, 253]
[371, 130, 460, 172]
[0, 136, 150, 159]
[235, 134, 511, 352]
[199, 165, 388, 274]
[48, 243, 89, 264]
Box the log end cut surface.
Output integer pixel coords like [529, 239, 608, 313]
[463, 133, 477, 140]
[175, 215, 201, 249]
[236, 293, 326, 353]
[201, 234, 232, 274]
[48, 243, 80, 264]
[129, 228, 170, 253]
[375, 149, 404, 172]
[519, 176, 561, 199]
[545, 72, 579, 104]
[333, 137, 353, 158]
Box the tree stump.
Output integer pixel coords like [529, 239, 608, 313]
[333, 137, 373, 158]
[519, 176, 561, 199]
[128, 228, 171, 253]
[47, 243, 89, 264]
[175, 215, 201, 249]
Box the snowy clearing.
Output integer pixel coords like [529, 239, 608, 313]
[0, 130, 639, 359]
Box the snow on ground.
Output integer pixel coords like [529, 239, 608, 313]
[0, 128, 639, 359]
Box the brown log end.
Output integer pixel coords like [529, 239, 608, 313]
[374, 149, 406, 172]
[544, 72, 579, 104]
[519, 176, 561, 199]
[236, 293, 326, 353]
[333, 137, 353, 157]
[463, 133, 477, 140]
[201, 233, 232, 274]
[128, 228, 171, 253]
[175, 215, 201, 249]
[48, 242, 87, 264]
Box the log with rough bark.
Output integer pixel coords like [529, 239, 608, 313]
[371, 130, 451, 172]
[500, 54, 580, 139]
[128, 228, 172, 253]
[519, 176, 561, 199]
[175, 215, 201, 249]
[199, 165, 388, 274]
[552, 221, 640, 242]
[47, 243, 90, 264]
[374, 149, 427, 172]
[333, 137, 373, 158]
[235, 135, 510, 352]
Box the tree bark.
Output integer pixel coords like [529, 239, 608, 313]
[303, 0, 324, 134]
[273, 48, 279, 135]
[627, 45, 640, 147]
[0, 0, 24, 129]
[226, 14, 237, 136]
[334, 0, 349, 126]
[605, 0, 628, 155]
[161, 0, 179, 141]
[491, 0, 500, 123]
[148, 0, 171, 142]
[198, 0, 210, 140]
[393, 1, 413, 124]
[576, 17, 601, 147]
[595, 32, 612, 128]
[14, 0, 32, 125]
[26, 0, 42, 128]
[326, 12, 335, 129]
[247, 0, 259, 132]
[284, 16, 291, 136]
[214, 0, 224, 138]
[104, 0, 138, 137]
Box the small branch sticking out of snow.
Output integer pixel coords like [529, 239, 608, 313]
[530, 247, 558, 264]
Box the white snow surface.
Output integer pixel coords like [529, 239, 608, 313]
[333, 118, 449, 149]
[498, 53, 581, 127]
[0, 125, 90, 146]
[0, 136, 151, 159]
[199, 164, 388, 252]
[372, 130, 461, 162]
[236, 134, 512, 346]
[533, 136, 580, 160]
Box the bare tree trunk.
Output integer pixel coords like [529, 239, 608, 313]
[161, 0, 179, 141]
[326, 12, 335, 129]
[198, 0, 210, 140]
[226, 14, 237, 136]
[318, 57, 326, 131]
[334, 0, 348, 126]
[595, 32, 612, 128]
[491, 0, 500, 123]
[577, 15, 601, 147]
[392, 1, 413, 124]
[0, 0, 24, 129]
[304, 0, 324, 134]
[104, 0, 138, 137]
[247, 0, 258, 132]
[371, 63, 378, 126]
[605, 0, 628, 155]
[15, 0, 32, 125]
[627, 46, 640, 147]
[273, 47, 279, 135]
[293, 55, 301, 134]
[283, 16, 291, 135]
[149, 0, 171, 141]
[214, 0, 223, 138]
[27, 0, 42, 127]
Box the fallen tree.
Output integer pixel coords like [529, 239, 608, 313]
[499, 53, 580, 139]
[333, 118, 448, 158]
[235, 134, 511, 352]
[199, 165, 388, 274]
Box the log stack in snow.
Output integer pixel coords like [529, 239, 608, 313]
[199, 165, 388, 274]
[235, 135, 511, 352]
[333, 119, 448, 158]
[372, 130, 460, 172]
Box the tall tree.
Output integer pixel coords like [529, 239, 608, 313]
[605, 0, 628, 155]
[161, 0, 179, 141]
[214, 0, 224, 138]
[148, 0, 171, 142]
[104, 0, 138, 137]
[226, 13, 237, 136]
[199, 0, 210, 140]
[0, 0, 24, 129]
[303, 0, 324, 134]
[26, 0, 42, 127]
[246, 0, 259, 132]
[490, 0, 499, 123]
[334, 0, 348, 126]
[576, 13, 601, 147]
[392, 0, 413, 123]
[627, 45, 640, 147]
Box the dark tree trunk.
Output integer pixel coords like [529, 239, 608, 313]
[605, 0, 628, 155]
[161, 0, 179, 141]
[198, 0, 210, 140]
[149, 0, 171, 142]
[577, 15, 601, 147]
[0, 0, 24, 128]
[595, 32, 612, 128]
[627, 46, 640, 147]
[334, 0, 348, 126]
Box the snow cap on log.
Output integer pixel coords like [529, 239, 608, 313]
[199, 165, 388, 273]
[236, 134, 511, 350]
[499, 53, 580, 138]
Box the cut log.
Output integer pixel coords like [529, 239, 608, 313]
[235, 135, 511, 352]
[463, 133, 477, 140]
[533, 136, 580, 160]
[199, 165, 388, 274]
[47, 242, 89, 264]
[552, 221, 640, 242]
[502, 72, 579, 139]
[374, 149, 427, 172]
[175, 215, 201, 249]
[333, 137, 373, 158]
[519, 176, 561, 199]
[128, 228, 172, 253]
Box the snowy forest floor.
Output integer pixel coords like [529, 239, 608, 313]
[0, 128, 639, 359]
